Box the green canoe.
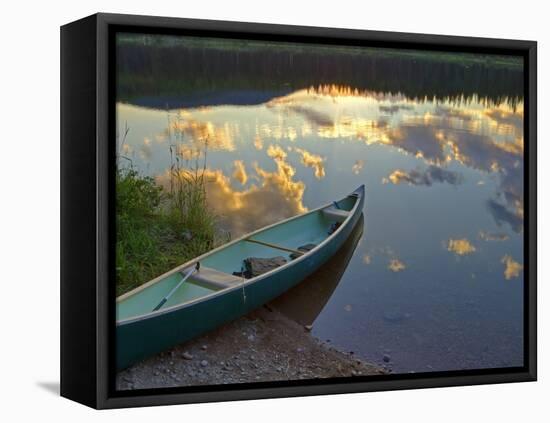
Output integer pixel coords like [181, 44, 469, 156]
[116, 185, 365, 370]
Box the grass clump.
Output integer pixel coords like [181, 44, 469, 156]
[116, 135, 223, 296]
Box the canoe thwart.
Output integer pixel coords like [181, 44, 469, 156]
[188, 266, 244, 290]
[322, 207, 350, 223]
[245, 238, 305, 255]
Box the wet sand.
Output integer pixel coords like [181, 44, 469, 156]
[116, 305, 385, 390]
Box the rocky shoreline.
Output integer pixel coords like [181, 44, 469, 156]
[116, 305, 386, 390]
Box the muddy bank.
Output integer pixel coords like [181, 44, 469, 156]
[117, 305, 385, 390]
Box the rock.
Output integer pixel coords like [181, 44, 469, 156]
[383, 354, 391, 363]
[153, 371, 160, 376]
[200, 360, 208, 367]
[169, 361, 174, 366]
[304, 325, 313, 331]
[201, 345, 208, 351]
[182, 352, 193, 360]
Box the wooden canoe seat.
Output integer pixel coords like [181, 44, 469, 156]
[322, 207, 350, 222]
[185, 267, 243, 290]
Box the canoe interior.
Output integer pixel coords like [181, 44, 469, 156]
[116, 194, 358, 322]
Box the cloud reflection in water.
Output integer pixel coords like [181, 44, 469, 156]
[119, 84, 524, 278]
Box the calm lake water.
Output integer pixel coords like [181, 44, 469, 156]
[116, 37, 524, 374]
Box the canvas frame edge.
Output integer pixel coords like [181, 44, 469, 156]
[60, 12, 537, 410]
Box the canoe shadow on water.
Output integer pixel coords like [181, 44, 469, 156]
[268, 214, 364, 327]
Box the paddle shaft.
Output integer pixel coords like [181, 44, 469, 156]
[152, 266, 197, 312]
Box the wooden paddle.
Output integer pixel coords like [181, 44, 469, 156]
[152, 263, 200, 312]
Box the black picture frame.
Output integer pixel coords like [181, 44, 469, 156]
[61, 12, 537, 409]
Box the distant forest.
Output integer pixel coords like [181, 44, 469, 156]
[117, 34, 524, 107]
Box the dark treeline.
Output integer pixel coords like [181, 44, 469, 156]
[117, 42, 524, 108]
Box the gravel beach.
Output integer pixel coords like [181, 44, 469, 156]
[116, 305, 385, 390]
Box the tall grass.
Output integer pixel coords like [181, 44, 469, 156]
[116, 126, 225, 296]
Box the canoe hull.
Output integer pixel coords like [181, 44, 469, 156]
[117, 188, 364, 370]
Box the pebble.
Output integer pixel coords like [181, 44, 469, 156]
[201, 345, 208, 351]
[304, 325, 313, 331]
[200, 360, 208, 367]
[153, 371, 160, 376]
[182, 352, 193, 360]
[383, 354, 391, 363]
